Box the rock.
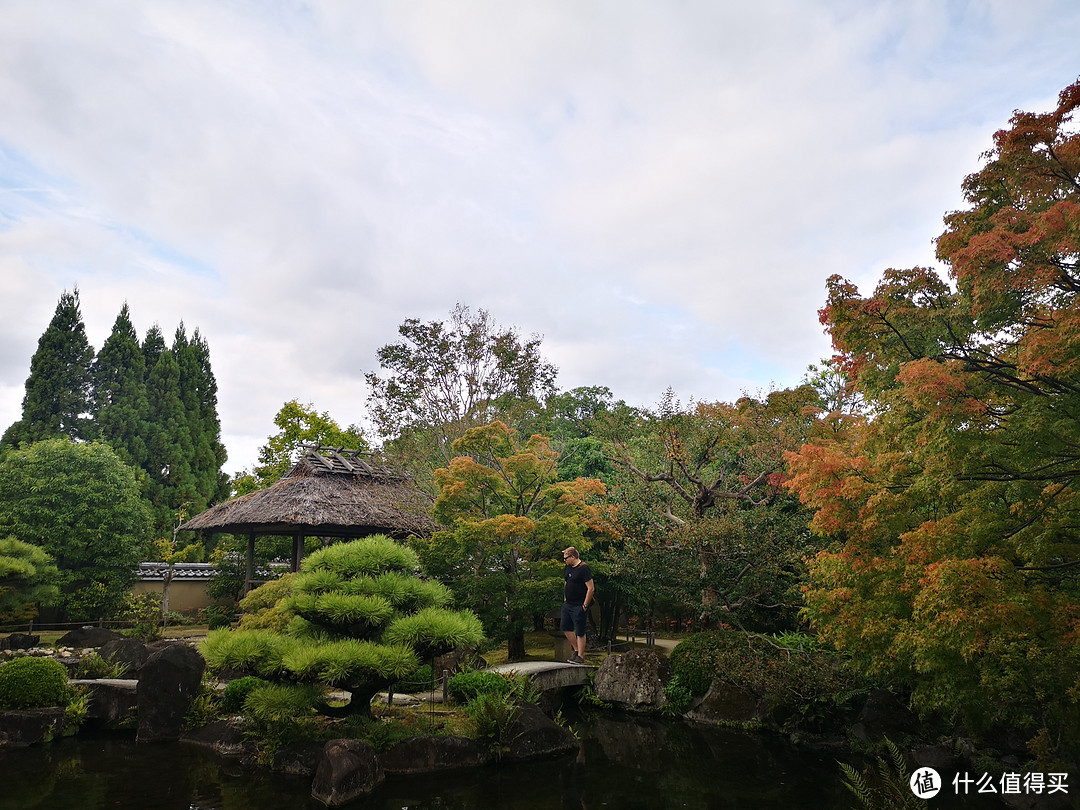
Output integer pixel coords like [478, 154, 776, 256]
[593, 649, 672, 712]
[4, 633, 40, 650]
[850, 689, 918, 743]
[71, 679, 138, 724]
[136, 643, 206, 742]
[502, 704, 579, 762]
[57, 627, 126, 649]
[685, 682, 762, 725]
[910, 743, 960, 773]
[99, 638, 149, 676]
[273, 741, 326, 775]
[311, 739, 385, 806]
[0, 707, 66, 747]
[379, 735, 488, 775]
[182, 718, 258, 763]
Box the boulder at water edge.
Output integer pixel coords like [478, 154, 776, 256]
[0, 707, 66, 747]
[593, 649, 672, 712]
[72, 678, 138, 724]
[502, 704, 579, 762]
[98, 637, 149, 676]
[379, 734, 488, 774]
[311, 739, 385, 806]
[136, 643, 205, 742]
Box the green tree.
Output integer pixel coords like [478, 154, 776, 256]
[1, 288, 95, 450]
[142, 323, 166, 370]
[0, 537, 60, 622]
[366, 304, 558, 493]
[232, 400, 368, 496]
[603, 387, 822, 629]
[202, 535, 484, 718]
[786, 78, 1080, 761]
[0, 439, 151, 619]
[174, 325, 229, 508]
[91, 303, 149, 470]
[144, 342, 194, 534]
[414, 420, 608, 660]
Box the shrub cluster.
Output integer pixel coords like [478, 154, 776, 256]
[395, 664, 435, 693]
[669, 630, 864, 728]
[446, 671, 512, 704]
[221, 676, 269, 714]
[0, 657, 72, 709]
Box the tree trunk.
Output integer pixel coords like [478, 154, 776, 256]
[162, 567, 173, 629]
[699, 549, 718, 620]
[597, 594, 622, 644]
[507, 628, 527, 661]
[318, 684, 381, 719]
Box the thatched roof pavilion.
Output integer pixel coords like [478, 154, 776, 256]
[180, 446, 436, 592]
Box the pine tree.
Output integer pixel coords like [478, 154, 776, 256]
[1, 289, 95, 450]
[91, 304, 148, 470]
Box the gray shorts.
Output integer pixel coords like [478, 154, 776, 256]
[561, 602, 587, 636]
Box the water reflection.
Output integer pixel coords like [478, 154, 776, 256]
[0, 715, 852, 810]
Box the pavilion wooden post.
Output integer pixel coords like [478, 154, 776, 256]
[245, 532, 256, 594]
[292, 532, 305, 572]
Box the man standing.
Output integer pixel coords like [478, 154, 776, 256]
[561, 546, 594, 664]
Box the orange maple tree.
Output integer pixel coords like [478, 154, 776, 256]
[787, 78, 1080, 761]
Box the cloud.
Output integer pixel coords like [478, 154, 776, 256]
[2, 1, 1079, 473]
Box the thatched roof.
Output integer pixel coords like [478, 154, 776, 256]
[180, 447, 436, 538]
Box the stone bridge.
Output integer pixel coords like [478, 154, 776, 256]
[487, 661, 595, 691]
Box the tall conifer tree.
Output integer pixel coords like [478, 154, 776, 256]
[188, 327, 229, 504]
[142, 324, 166, 372]
[174, 324, 228, 513]
[1, 288, 95, 450]
[144, 341, 194, 533]
[91, 304, 148, 470]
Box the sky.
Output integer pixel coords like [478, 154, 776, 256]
[2, 1, 1079, 475]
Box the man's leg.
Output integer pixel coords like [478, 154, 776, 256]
[573, 604, 587, 659]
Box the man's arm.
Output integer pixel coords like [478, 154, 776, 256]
[584, 578, 595, 608]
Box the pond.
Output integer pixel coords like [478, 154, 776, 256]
[0, 713, 1005, 809]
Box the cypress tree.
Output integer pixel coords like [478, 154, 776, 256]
[188, 327, 229, 503]
[144, 343, 194, 533]
[91, 303, 148, 470]
[1, 288, 95, 450]
[173, 324, 228, 513]
[142, 323, 166, 373]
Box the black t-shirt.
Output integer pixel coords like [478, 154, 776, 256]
[564, 562, 593, 605]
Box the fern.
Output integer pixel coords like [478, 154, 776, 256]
[839, 737, 923, 810]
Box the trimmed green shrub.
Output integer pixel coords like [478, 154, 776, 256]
[446, 670, 512, 704]
[222, 676, 269, 713]
[0, 657, 72, 708]
[395, 664, 435, 693]
[669, 631, 729, 696]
